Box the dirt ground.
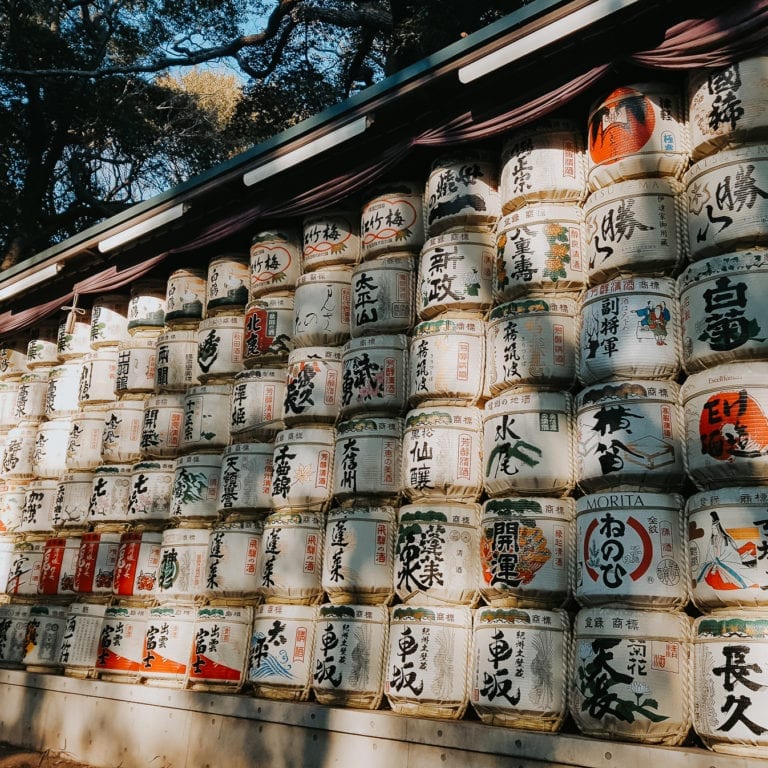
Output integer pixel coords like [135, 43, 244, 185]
[0, 744, 95, 768]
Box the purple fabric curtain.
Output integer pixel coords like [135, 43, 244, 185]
[0, 291, 75, 334]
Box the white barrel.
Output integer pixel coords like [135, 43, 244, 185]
[361, 182, 424, 259]
[155, 330, 199, 392]
[66, 405, 107, 470]
[333, 417, 402, 502]
[206, 519, 263, 601]
[579, 277, 681, 384]
[480, 496, 574, 608]
[45, 362, 82, 419]
[196, 314, 244, 383]
[500, 118, 587, 212]
[156, 525, 210, 602]
[188, 605, 253, 690]
[230, 368, 285, 442]
[216, 442, 274, 516]
[20, 479, 58, 534]
[0, 535, 15, 594]
[249, 228, 302, 298]
[52, 472, 94, 529]
[89, 294, 129, 348]
[87, 464, 132, 525]
[78, 348, 118, 405]
[113, 529, 162, 599]
[0, 604, 31, 666]
[5, 540, 44, 596]
[95, 605, 147, 680]
[385, 604, 472, 719]
[127, 279, 165, 334]
[181, 383, 231, 453]
[140, 604, 196, 686]
[486, 297, 578, 395]
[0, 481, 25, 535]
[164, 267, 205, 326]
[587, 82, 689, 191]
[311, 603, 390, 709]
[688, 56, 768, 161]
[494, 203, 587, 300]
[417, 231, 494, 318]
[694, 612, 768, 756]
[680, 251, 768, 373]
[483, 391, 574, 497]
[169, 453, 221, 521]
[293, 267, 352, 347]
[0, 380, 20, 429]
[425, 152, 500, 236]
[570, 606, 693, 745]
[584, 178, 687, 283]
[206, 253, 249, 315]
[38, 535, 81, 596]
[243, 296, 294, 366]
[1, 424, 37, 479]
[322, 505, 396, 605]
[576, 380, 684, 492]
[73, 530, 121, 595]
[270, 426, 335, 512]
[247, 603, 318, 701]
[126, 460, 175, 523]
[682, 363, 768, 489]
[101, 399, 145, 464]
[59, 602, 108, 677]
[394, 502, 479, 606]
[22, 604, 68, 672]
[302, 210, 360, 270]
[14, 371, 49, 422]
[115, 337, 156, 396]
[471, 607, 571, 731]
[0, 341, 29, 380]
[259, 511, 324, 604]
[141, 393, 184, 458]
[409, 317, 486, 406]
[283, 346, 342, 425]
[57, 312, 91, 360]
[32, 418, 71, 478]
[350, 253, 416, 337]
[26, 321, 59, 368]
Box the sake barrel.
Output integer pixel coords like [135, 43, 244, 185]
[154, 330, 199, 392]
[14, 371, 49, 422]
[471, 607, 571, 731]
[126, 460, 175, 523]
[282, 346, 342, 425]
[19, 479, 58, 534]
[350, 253, 416, 337]
[59, 601, 108, 678]
[402, 406, 483, 502]
[5, 540, 44, 596]
[0, 603, 31, 667]
[127, 279, 166, 334]
[302, 210, 360, 271]
[164, 267, 205, 326]
[679, 251, 768, 373]
[169, 452, 221, 521]
[242, 296, 294, 366]
[113, 529, 162, 600]
[682, 363, 768, 489]
[494, 203, 586, 301]
[0, 535, 15, 595]
[101, 399, 145, 465]
[52, 472, 94, 530]
[38, 534, 81, 596]
[270, 426, 335, 513]
[141, 393, 184, 458]
[96, 605, 147, 681]
[584, 177, 687, 283]
[425, 152, 500, 236]
[32, 418, 71, 478]
[1, 424, 37, 479]
[570, 606, 693, 745]
[360, 181, 424, 259]
[87, 464, 132, 525]
[480, 496, 574, 608]
[180, 383, 231, 453]
[196, 314, 244, 383]
[486, 297, 578, 395]
[576, 380, 684, 492]
[385, 604, 472, 719]
[0, 482, 25, 535]
[188, 605, 253, 691]
[155, 525, 211, 602]
[685, 145, 768, 259]
[78, 348, 119, 405]
[500, 118, 587, 213]
[587, 82, 689, 191]
[89, 293, 129, 348]
[395, 502, 480, 606]
[688, 56, 768, 161]
[259, 510, 324, 604]
[22, 603, 68, 672]
[206, 253, 249, 315]
[66, 405, 107, 470]
[687, 487, 768, 609]
[322, 505, 396, 605]
[73, 530, 121, 596]
[311, 603, 390, 709]
[293, 267, 352, 347]
[216, 442, 274, 516]
[693, 612, 768, 756]
[409, 317, 486, 406]
[578, 277, 681, 384]
[45, 361, 82, 418]
[57, 311, 91, 360]
[206, 519, 263, 601]
[249, 228, 302, 298]
[26, 321, 59, 368]
[333, 417, 402, 503]
[247, 602, 317, 701]
[140, 603, 196, 686]
[230, 368, 285, 442]
[0, 380, 20, 429]
[483, 391, 574, 497]
[0, 341, 29, 380]
[115, 336, 156, 396]
[417, 231, 494, 318]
